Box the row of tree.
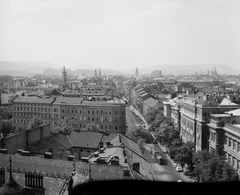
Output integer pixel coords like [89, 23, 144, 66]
[146, 107, 239, 182]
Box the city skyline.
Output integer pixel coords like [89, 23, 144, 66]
[0, 0, 240, 70]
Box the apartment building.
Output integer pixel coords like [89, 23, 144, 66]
[180, 92, 240, 151]
[12, 96, 126, 134]
[12, 97, 55, 128]
[208, 109, 240, 175]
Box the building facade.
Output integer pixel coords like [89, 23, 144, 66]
[208, 109, 240, 175]
[12, 96, 126, 134]
[180, 92, 240, 151]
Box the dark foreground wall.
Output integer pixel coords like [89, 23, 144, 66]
[0, 124, 51, 154]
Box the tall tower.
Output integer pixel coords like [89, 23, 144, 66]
[94, 69, 98, 77]
[98, 68, 102, 78]
[135, 67, 139, 79]
[63, 66, 67, 84]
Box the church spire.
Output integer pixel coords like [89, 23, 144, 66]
[94, 69, 98, 77]
[98, 67, 102, 78]
[63, 66, 67, 84]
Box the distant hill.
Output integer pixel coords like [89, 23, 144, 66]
[1, 61, 239, 76]
[119, 64, 240, 75]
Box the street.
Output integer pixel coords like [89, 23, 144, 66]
[126, 106, 143, 130]
[126, 105, 193, 182]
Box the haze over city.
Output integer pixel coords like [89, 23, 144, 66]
[0, 0, 240, 70]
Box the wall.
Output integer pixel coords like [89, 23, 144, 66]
[0, 124, 51, 154]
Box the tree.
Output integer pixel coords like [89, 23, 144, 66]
[84, 123, 99, 132]
[192, 151, 239, 182]
[172, 142, 195, 170]
[155, 126, 179, 148]
[27, 116, 43, 130]
[146, 108, 161, 124]
[0, 119, 14, 137]
[54, 119, 74, 134]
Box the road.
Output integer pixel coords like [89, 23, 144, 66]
[126, 107, 143, 130]
[126, 105, 193, 182]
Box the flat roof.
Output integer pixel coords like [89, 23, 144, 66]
[211, 114, 230, 117]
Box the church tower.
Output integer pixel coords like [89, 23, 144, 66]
[94, 69, 98, 77]
[135, 67, 139, 79]
[63, 66, 67, 84]
[98, 68, 102, 78]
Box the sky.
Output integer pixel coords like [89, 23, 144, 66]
[0, 0, 240, 70]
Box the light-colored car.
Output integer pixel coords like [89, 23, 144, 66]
[173, 163, 178, 167]
[177, 180, 182, 183]
[176, 166, 182, 172]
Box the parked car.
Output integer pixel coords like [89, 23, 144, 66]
[177, 180, 182, 183]
[173, 163, 178, 167]
[176, 166, 182, 172]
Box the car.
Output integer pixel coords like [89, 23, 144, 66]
[141, 121, 144, 124]
[176, 166, 182, 172]
[173, 163, 178, 167]
[177, 180, 182, 183]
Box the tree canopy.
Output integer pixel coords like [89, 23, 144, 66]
[192, 150, 239, 182]
[27, 116, 43, 130]
[0, 119, 14, 137]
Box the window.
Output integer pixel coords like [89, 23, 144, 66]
[105, 125, 107, 129]
[105, 118, 107, 122]
[229, 139, 231, 147]
[101, 125, 103, 129]
[96, 118, 98, 121]
[115, 118, 117, 122]
[72, 110, 74, 113]
[92, 118, 94, 121]
[88, 117, 90, 121]
[62, 109, 64, 113]
[88, 110, 90, 114]
[96, 111, 98, 114]
[101, 117, 103, 121]
[45, 108, 47, 112]
[115, 125, 118, 130]
[92, 111, 94, 114]
[80, 116, 82, 120]
[62, 116, 64, 120]
[84, 117, 86, 121]
[109, 125, 111, 130]
[105, 111, 107, 115]
[115, 111, 117, 115]
[109, 118, 112, 122]
[101, 111, 103, 114]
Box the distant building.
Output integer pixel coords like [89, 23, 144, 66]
[151, 70, 162, 78]
[135, 67, 139, 80]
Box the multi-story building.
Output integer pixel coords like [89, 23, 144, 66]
[180, 92, 240, 151]
[208, 109, 240, 175]
[12, 97, 55, 129]
[163, 96, 182, 131]
[12, 96, 126, 134]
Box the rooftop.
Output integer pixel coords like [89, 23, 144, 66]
[54, 96, 82, 104]
[13, 96, 55, 104]
[225, 109, 240, 116]
[143, 97, 158, 108]
[68, 131, 103, 149]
